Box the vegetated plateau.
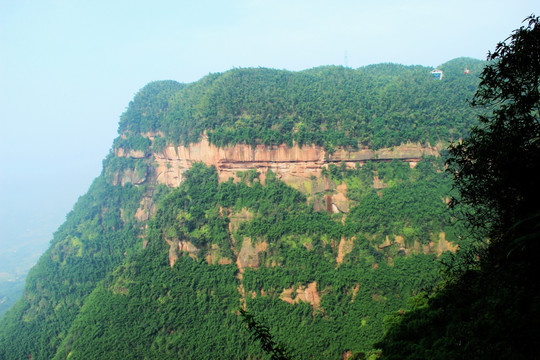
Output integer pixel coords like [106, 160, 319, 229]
[0, 57, 484, 359]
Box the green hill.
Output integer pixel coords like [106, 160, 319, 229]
[0, 58, 484, 359]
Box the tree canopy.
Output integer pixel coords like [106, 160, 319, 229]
[448, 16, 540, 246]
[116, 59, 484, 151]
[376, 16, 540, 359]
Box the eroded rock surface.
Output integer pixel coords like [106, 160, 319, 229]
[115, 134, 441, 213]
[236, 238, 267, 272]
[280, 282, 322, 311]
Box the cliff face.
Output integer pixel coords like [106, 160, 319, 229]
[148, 134, 439, 187]
[116, 133, 442, 214]
[114, 134, 457, 265]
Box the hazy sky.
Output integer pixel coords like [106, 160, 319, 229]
[1, 0, 539, 266]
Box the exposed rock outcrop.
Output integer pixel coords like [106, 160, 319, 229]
[145, 135, 439, 188]
[112, 167, 147, 186]
[205, 244, 233, 265]
[236, 238, 267, 272]
[115, 133, 441, 214]
[336, 237, 355, 265]
[377, 232, 459, 256]
[228, 208, 254, 234]
[168, 239, 200, 267]
[280, 282, 322, 312]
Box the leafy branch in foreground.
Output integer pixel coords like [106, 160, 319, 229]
[239, 308, 291, 360]
[447, 15, 540, 250]
[375, 15, 540, 359]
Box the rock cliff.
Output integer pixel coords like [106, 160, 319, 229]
[115, 133, 455, 272]
[115, 132, 442, 214]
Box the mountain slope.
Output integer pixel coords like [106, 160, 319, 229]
[0, 59, 483, 359]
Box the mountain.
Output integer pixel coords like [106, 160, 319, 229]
[0, 58, 484, 359]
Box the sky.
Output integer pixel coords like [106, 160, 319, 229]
[1, 0, 539, 272]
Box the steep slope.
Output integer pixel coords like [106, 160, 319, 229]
[53, 162, 455, 359]
[0, 59, 483, 359]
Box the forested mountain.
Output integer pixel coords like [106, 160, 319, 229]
[0, 58, 484, 359]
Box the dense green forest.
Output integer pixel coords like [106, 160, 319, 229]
[0, 59, 482, 359]
[0, 156, 463, 359]
[56, 161, 460, 359]
[116, 57, 483, 151]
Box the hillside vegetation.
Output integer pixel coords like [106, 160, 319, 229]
[118, 58, 483, 151]
[0, 58, 483, 359]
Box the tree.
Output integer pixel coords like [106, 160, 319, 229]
[239, 308, 291, 360]
[447, 15, 540, 262]
[376, 16, 540, 359]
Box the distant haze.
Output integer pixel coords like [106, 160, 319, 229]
[1, 0, 539, 271]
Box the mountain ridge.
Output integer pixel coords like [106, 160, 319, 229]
[0, 59, 481, 359]
[117, 57, 484, 151]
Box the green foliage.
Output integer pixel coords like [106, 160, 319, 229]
[0, 58, 485, 358]
[0, 159, 461, 359]
[52, 254, 245, 360]
[376, 16, 540, 359]
[113, 134, 152, 153]
[344, 156, 462, 246]
[448, 18, 540, 245]
[240, 309, 291, 360]
[118, 59, 483, 151]
[0, 174, 150, 359]
[118, 80, 185, 135]
[0, 276, 25, 319]
[152, 135, 167, 153]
